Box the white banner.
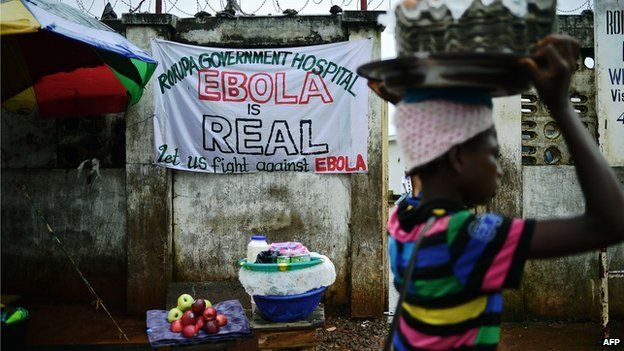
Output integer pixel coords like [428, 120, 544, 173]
[151, 39, 372, 174]
[595, 0, 624, 166]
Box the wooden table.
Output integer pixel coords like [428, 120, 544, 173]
[251, 305, 325, 351]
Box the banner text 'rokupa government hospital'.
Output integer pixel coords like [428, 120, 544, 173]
[152, 39, 372, 174]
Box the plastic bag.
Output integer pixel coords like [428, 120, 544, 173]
[255, 250, 279, 263]
[238, 253, 336, 296]
[268, 242, 309, 256]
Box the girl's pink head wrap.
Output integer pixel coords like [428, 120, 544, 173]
[395, 89, 494, 171]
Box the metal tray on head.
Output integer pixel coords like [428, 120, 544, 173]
[357, 52, 533, 100]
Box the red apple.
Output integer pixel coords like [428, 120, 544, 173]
[182, 324, 196, 338]
[170, 319, 184, 333]
[205, 320, 219, 334]
[215, 314, 228, 327]
[203, 307, 217, 321]
[195, 317, 205, 332]
[191, 299, 206, 314]
[181, 310, 196, 326]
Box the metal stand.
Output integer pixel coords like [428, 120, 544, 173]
[599, 247, 624, 338]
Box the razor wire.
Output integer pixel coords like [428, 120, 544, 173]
[165, 0, 195, 16]
[202, 0, 221, 13]
[367, 0, 387, 9]
[130, 0, 148, 12]
[297, 0, 310, 12]
[271, 0, 310, 13]
[238, 0, 269, 15]
[117, 0, 134, 12]
[86, 0, 97, 14]
[370, 0, 388, 11]
[75, 0, 97, 17]
[60, 0, 384, 19]
[272, 0, 282, 13]
[557, 0, 590, 13]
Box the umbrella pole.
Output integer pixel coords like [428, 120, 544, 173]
[14, 183, 130, 342]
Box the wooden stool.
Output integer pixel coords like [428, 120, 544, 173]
[251, 305, 325, 351]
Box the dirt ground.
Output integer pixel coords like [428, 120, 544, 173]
[317, 317, 389, 350]
[499, 322, 624, 351]
[317, 317, 624, 351]
[20, 301, 623, 350]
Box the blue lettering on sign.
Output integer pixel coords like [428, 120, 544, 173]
[468, 213, 503, 243]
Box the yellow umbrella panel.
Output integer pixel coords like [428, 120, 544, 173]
[0, 0, 40, 36]
[1, 0, 40, 112]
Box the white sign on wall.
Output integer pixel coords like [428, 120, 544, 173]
[595, 0, 624, 166]
[151, 39, 372, 174]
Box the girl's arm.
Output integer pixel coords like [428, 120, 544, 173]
[521, 35, 624, 258]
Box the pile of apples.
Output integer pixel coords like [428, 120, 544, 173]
[167, 294, 228, 338]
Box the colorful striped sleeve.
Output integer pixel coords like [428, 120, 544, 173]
[496, 218, 535, 289]
[448, 213, 535, 293]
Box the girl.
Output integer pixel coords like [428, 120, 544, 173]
[385, 35, 624, 350]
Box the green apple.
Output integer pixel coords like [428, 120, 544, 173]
[167, 307, 183, 322]
[204, 299, 212, 308]
[177, 294, 194, 312]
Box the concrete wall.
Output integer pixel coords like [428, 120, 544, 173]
[486, 12, 624, 321]
[1, 110, 128, 306]
[388, 136, 407, 196]
[516, 12, 623, 321]
[122, 21, 175, 314]
[171, 172, 352, 306]
[1, 12, 387, 317]
[482, 102, 624, 322]
[4, 9, 621, 321]
[522, 167, 624, 320]
[118, 12, 388, 316]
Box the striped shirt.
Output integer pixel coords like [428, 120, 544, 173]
[388, 198, 534, 351]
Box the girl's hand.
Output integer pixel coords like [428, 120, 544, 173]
[520, 35, 580, 115]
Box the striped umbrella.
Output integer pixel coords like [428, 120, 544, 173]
[1, 0, 157, 118]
